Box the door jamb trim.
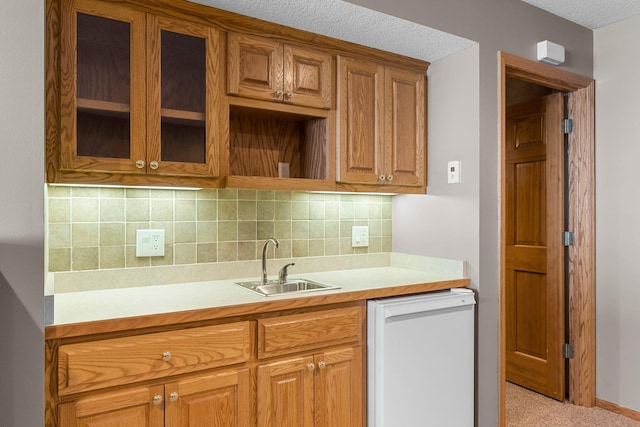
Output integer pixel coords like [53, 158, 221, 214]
[498, 51, 596, 426]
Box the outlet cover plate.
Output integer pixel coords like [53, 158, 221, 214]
[136, 229, 165, 257]
[352, 226, 369, 247]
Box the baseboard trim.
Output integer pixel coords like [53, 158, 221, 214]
[596, 398, 640, 422]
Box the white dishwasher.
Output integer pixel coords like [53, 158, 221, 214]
[367, 289, 475, 427]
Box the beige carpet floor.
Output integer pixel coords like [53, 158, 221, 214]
[505, 382, 640, 426]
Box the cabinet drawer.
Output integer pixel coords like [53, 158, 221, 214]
[58, 322, 251, 395]
[258, 306, 363, 359]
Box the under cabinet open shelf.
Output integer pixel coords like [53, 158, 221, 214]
[228, 103, 329, 181]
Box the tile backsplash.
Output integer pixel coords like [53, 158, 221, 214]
[46, 186, 392, 272]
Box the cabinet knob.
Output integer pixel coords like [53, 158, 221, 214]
[162, 351, 172, 361]
[307, 363, 315, 372]
[135, 160, 145, 169]
[149, 161, 159, 170]
[387, 174, 394, 182]
[152, 395, 163, 405]
[378, 174, 386, 182]
[169, 392, 179, 402]
[285, 92, 293, 98]
[318, 361, 326, 369]
[274, 90, 284, 97]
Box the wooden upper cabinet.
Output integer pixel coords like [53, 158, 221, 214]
[60, 0, 146, 174]
[336, 57, 385, 185]
[228, 33, 332, 109]
[147, 15, 224, 177]
[59, 0, 223, 178]
[337, 56, 426, 189]
[384, 67, 426, 187]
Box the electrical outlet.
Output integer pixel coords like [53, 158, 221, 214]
[136, 229, 165, 257]
[352, 226, 369, 247]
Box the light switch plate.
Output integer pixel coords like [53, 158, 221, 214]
[352, 226, 369, 247]
[136, 229, 165, 257]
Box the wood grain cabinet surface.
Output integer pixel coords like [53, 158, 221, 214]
[59, 369, 251, 427]
[47, 304, 365, 427]
[337, 56, 427, 190]
[228, 32, 333, 109]
[57, 0, 224, 181]
[257, 345, 363, 427]
[48, 0, 428, 192]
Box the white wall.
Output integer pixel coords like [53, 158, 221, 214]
[0, 0, 45, 425]
[394, 44, 480, 287]
[594, 15, 640, 412]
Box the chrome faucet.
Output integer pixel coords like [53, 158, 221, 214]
[278, 262, 295, 284]
[261, 238, 279, 286]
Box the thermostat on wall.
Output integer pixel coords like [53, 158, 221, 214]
[448, 161, 461, 184]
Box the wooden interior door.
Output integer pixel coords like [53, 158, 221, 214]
[505, 93, 565, 400]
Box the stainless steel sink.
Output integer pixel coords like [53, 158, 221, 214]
[235, 278, 339, 297]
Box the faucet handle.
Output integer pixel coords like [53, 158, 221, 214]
[278, 263, 295, 284]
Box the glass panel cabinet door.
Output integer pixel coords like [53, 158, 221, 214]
[147, 16, 224, 177]
[60, 0, 146, 173]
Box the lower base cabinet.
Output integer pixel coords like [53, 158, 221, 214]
[59, 369, 251, 426]
[257, 346, 363, 427]
[49, 305, 365, 427]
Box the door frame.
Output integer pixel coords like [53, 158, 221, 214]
[498, 52, 596, 425]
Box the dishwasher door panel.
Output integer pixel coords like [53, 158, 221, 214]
[367, 289, 475, 427]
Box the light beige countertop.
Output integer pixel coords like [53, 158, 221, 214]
[45, 253, 471, 339]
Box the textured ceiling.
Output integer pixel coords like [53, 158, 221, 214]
[521, 0, 640, 29]
[195, 0, 475, 63]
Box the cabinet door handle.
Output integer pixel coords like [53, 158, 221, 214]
[168, 392, 179, 402]
[152, 394, 163, 405]
[285, 92, 293, 98]
[274, 90, 284, 97]
[317, 361, 326, 369]
[378, 174, 386, 182]
[135, 160, 145, 169]
[162, 351, 172, 361]
[307, 363, 315, 372]
[149, 161, 159, 170]
[387, 174, 394, 182]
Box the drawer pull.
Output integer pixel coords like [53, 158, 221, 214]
[169, 391, 179, 402]
[152, 394, 163, 405]
[162, 351, 172, 362]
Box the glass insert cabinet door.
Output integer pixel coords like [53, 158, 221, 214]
[146, 15, 222, 177]
[59, 0, 222, 178]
